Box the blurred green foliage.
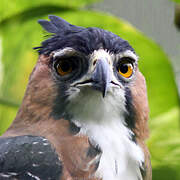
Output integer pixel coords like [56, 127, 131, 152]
[0, 0, 97, 22]
[0, 1, 180, 179]
[172, 0, 180, 3]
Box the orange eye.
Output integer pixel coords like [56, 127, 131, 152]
[117, 61, 134, 78]
[56, 60, 73, 76]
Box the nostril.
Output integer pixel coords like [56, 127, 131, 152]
[93, 60, 97, 66]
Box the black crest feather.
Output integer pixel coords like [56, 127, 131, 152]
[36, 15, 134, 55]
[38, 19, 59, 33]
[38, 15, 83, 34]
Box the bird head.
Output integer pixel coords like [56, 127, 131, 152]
[35, 16, 139, 123]
[6, 15, 149, 140]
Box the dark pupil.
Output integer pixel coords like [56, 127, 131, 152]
[120, 64, 128, 74]
[60, 61, 71, 72]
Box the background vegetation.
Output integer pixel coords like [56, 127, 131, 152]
[0, 0, 180, 179]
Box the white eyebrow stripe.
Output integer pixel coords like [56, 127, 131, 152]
[118, 50, 138, 61]
[53, 50, 63, 58]
[52, 47, 76, 58]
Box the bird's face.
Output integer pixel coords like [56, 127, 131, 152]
[19, 16, 143, 129]
[50, 46, 138, 123]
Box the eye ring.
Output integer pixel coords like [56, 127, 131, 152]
[117, 58, 134, 78]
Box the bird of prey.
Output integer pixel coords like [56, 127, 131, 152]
[0, 15, 151, 180]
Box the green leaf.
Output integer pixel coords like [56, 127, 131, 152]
[0, 0, 98, 22]
[148, 107, 180, 179]
[0, 105, 17, 134]
[171, 0, 180, 3]
[0, 98, 19, 108]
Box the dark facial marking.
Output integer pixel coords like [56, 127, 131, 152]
[50, 82, 70, 120]
[124, 87, 136, 142]
[69, 121, 81, 135]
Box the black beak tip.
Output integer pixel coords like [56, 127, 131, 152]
[102, 86, 107, 98]
[102, 92, 106, 98]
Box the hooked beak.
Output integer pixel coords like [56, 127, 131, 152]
[72, 58, 121, 97]
[91, 58, 112, 98]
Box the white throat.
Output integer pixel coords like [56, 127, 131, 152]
[67, 87, 144, 180]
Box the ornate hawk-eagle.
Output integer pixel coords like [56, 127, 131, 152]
[0, 16, 151, 180]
